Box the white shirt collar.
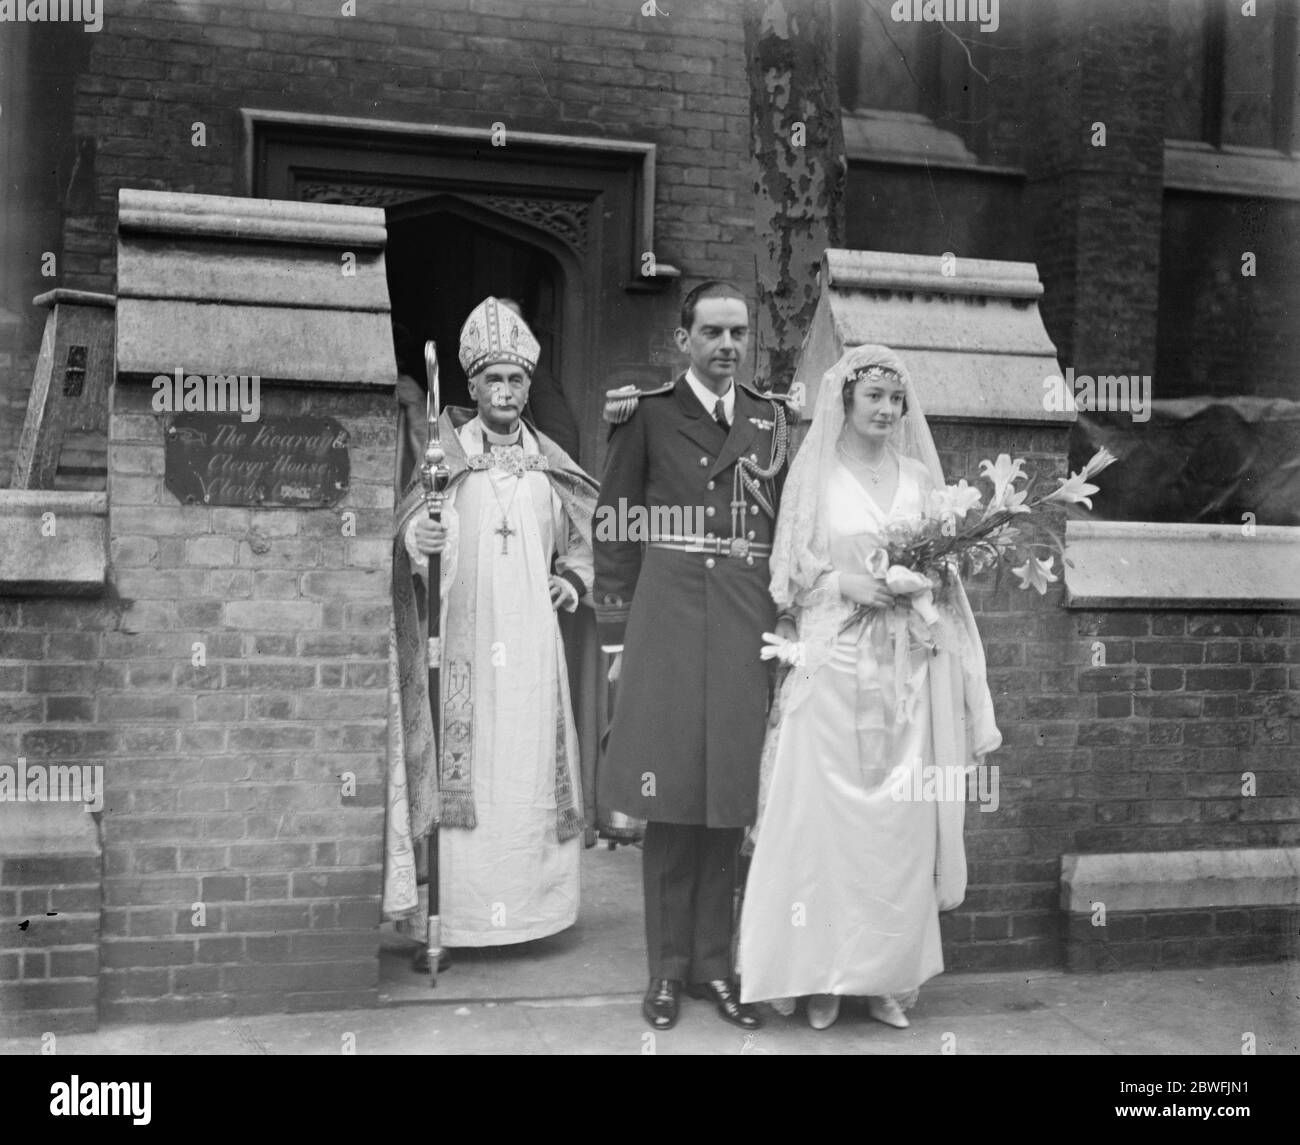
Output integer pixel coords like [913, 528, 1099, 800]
[684, 368, 735, 423]
[481, 422, 522, 446]
[461, 416, 531, 454]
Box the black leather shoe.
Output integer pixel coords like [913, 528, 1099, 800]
[642, 978, 682, 1030]
[687, 978, 763, 1029]
[411, 948, 453, 974]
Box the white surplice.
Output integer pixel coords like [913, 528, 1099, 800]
[739, 456, 945, 1000]
[405, 417, 590, 945]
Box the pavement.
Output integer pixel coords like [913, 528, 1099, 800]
[1, 962, 1295, 1056]
[2, 845, 1297, 1056]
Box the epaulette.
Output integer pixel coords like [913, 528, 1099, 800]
[739, 382, 803, 420]
[739, 381, 796, 405]
[603, 381, 675, 425]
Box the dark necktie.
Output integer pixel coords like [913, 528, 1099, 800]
[713, 398, 730, 433]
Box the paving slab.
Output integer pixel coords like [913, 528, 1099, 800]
[2, 963, 1294, 1056]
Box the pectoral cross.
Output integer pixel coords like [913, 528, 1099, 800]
[494, 518, 516, 555]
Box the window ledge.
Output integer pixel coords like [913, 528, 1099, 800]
[0, 801, 101, 857]
[1164, 140, 1300, 201]
[1061, 848, 1300, 913]
[0, 490, 108, 595]
[842, 109, 1024, 177]
[1063, 520, 1300, 610]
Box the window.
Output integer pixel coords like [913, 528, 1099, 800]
[1166, 0, 1299, 152]
[832, 0, 1010, 166]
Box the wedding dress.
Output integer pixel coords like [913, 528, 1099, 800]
[738, 345, 1001, 1006]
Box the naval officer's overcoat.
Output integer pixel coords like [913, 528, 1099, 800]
[594, 376, 790, 827]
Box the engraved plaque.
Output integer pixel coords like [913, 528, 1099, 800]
[165, 413, 350, 507]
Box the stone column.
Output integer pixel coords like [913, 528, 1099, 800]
[102, 191, 398, 1020]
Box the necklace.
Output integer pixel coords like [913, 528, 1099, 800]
[483, 429, 524, 555]
[837, 441, 892, 485]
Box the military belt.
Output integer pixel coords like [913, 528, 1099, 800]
[648, 535, 772, 559]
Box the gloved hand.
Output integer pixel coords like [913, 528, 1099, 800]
[760, 632, 805, 667]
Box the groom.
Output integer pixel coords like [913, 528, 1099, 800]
[594, 281, 791, 1031]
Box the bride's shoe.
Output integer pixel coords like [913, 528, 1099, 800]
[806, 994, 841, 1030]
[867, 995, 910, 1029]
[768, 996, 796, 1017]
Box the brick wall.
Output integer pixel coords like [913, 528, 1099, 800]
[95, 382, 393, 1020]
[43, 2, 741, 385]
[932, 419, 1072, 969]
[2, 377, 397, 1023]
[0, 600, 112, 768]
[2, 0, 754, 484]
[1, 596, 109, 1033]
[1067, 905, 1299, 972]
[0, 852, 102, 1036]
[1157, 193, 1300, 401]
[932, 421, 1300, 971]
[6, 1, 1296, 485]
[1023, 0, 1167, 381]
[3, 412, 1295, 1028]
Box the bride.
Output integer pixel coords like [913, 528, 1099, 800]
[738, 344, 1002, 1030]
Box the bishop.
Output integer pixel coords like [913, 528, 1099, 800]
[385, 297, 599, 949]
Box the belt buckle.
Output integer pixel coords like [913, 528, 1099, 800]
[727, 537, 750, 559]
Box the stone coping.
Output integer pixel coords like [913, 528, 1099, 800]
[31, 290, 115, 311]
[118, 188, 387, 250]
[1061, 848, 1300, 912]
[1063, 520, 1300, 609]
[824, 248, 1044, 299]
[792, 249, 1069, 425]
[116, 189, 396, 389]
[0, 491, 108, 595]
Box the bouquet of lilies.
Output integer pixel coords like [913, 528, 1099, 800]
[845, 447, 1118, 631]
[761, 448, 1118, 665]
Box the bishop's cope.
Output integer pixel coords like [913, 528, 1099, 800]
[383, 296, 599, 953]
[594, 281, 793, 1032]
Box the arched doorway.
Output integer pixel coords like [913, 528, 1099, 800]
[384, 197, 585, 465]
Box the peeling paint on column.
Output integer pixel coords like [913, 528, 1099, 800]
[744, 0, 846, 391]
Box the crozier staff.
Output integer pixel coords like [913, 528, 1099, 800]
[418, 341, 449, 985]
